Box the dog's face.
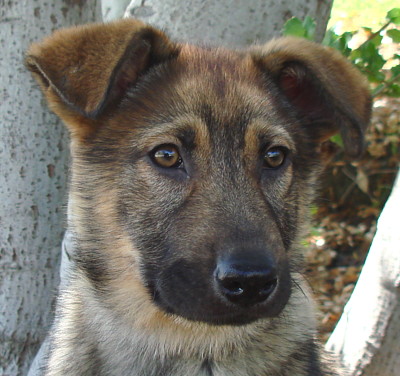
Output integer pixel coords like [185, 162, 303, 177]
[26, 20, 371, 326]
[112, 48, 298, 324]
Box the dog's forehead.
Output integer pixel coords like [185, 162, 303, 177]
[132, 45, 292, 146]
[175, 44, 264, 106]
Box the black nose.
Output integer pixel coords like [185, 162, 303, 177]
[215, 260, 278, 307]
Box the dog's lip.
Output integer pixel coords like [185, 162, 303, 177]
[149, 282, 288, 326]
[157, 298, 271, 326]
[165, 303, 277, 326]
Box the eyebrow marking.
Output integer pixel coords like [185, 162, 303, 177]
[245, 119, 296, 152]
[135, 115, 210, 153]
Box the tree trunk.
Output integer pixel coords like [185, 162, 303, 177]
[102, 0, 131, 21]
[124, 0, 332, 45]
[326, 171, 400, 376]
[0, 2, 101, 375]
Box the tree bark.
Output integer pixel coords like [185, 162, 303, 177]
[327, 171, 400, 376]
[102, 0, 131, 22]
[124, 0, 332, 45]
[0, 2, 101, 375]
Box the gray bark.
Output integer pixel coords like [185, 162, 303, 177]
[125, 0, 332, 46]
[0, 2, 101, 375]
[102, 0, 131, 21]
[327, 171, 400, 376]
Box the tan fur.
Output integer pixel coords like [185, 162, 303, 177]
[26, 19, 370, 376]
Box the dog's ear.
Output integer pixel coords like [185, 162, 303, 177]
[26, 19, 179, 137]
[252, 37, 371, 159]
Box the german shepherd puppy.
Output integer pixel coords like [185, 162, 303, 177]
[26, 19, 370, 376]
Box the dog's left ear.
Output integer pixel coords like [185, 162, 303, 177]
[26, 19, 179, 137]
[252, 37, 372, 159]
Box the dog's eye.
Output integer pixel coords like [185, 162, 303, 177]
[263, 147, 286, 169]
[151, 144, 183, 168]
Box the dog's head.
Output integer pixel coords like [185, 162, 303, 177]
[26, 19, 371, 326]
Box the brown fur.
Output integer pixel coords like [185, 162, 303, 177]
[26, 19, 370, 376]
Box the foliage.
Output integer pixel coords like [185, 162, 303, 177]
[283, 11, 400, 340]
[328, 0, 399, 30]
[283, 10, 400, 341]
[283, 9, 400, 97]
[282, 9, 400, 211]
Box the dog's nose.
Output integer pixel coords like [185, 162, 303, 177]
[215, 260, 277, 306]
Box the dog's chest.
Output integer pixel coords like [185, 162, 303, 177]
[96, 335, 266, 376]
[99, 349, 281, 376]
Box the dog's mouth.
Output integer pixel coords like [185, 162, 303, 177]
[146, 263, 292, 326]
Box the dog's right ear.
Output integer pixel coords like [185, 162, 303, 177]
[251, 37, 371, 159]
[26, 19, 179, 138]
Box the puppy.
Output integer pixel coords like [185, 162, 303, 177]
[26, 19, 370, 376]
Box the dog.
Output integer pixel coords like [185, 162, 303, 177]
[26, 18, 371, 376]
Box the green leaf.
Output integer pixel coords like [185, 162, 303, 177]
[371, 83, 385, 96]
[387, 8, 400, 25]
[303, 16, 316, 40]
[283, 17, 306, 38]
[367, 71, 385, 83]
[362, 27, 373, 33]
[323, 29, 354, 56]
[337, 32, 354, 56]
[322, 29, 338, 47]
[387, 29, 400, 42]
[341, 31, 354, 43]
[330, 134, 344, 148]
[370, 34, 383, 47]
[391, 65, 400, 76]
[350, 49, 362, 61]
[386, 83, 400, 97]
[376, 71, 386, 81]
[354, 41, 385, 75]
